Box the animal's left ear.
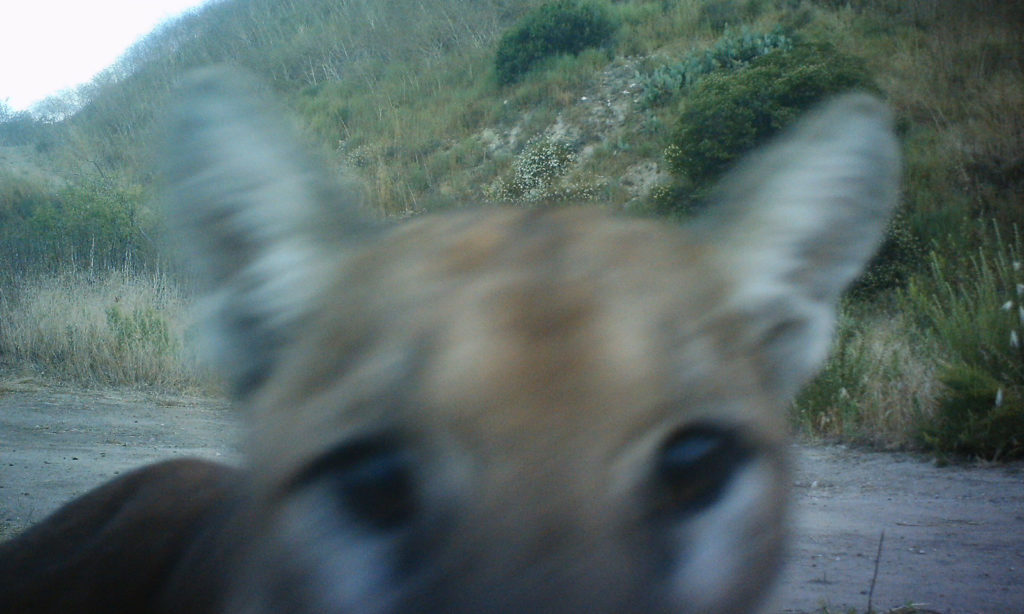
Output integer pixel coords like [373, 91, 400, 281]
[701, 94, 901, 401]
[161, 66, 374, 395]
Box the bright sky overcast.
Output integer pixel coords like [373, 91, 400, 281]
[1, 0, 211, 111]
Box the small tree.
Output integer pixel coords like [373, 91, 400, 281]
[495, 1, 617, 85]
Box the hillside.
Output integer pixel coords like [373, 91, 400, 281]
[5, 1, 1022, 221]
[1, 0, 1023, 457]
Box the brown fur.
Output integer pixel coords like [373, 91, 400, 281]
[0, 459, 237, 613]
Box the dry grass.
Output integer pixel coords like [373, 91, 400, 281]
[795, 308, 941, 449]
[843, 313, 941, 447]
[0, 270, 218, 393]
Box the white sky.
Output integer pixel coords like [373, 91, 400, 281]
[1, 0, 211, 111]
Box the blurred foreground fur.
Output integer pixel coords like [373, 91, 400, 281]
[0, 67, 899, 614]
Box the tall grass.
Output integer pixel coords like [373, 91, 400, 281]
[902, 226, 1024, 458]
[0, 270, 217, 393]
[794, 306, 938, 449]
[796, 223, 1024, 459]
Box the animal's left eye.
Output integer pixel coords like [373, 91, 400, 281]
[294, 436, 418, 532]
[652, 424, 755, 516]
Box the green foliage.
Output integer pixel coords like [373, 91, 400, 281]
[655, 42, 873, 216]
[106, 304, 177, 355]
[494, 1, 618, 85]
[641, 26, 793, 107]
[848, 213, 924, 299]
[0, 169, 59, 279]
[921, 364, 1024, 460]
[16, 176, 154, 273]
[904, 226, 1024, 459]
[0, 168, 56, 224]
[670, 42, 873, 186]
[508, 136, 577, 196]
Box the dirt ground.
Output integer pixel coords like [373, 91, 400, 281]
[1, 386, 1022, 613]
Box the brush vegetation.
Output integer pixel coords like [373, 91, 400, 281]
[0, 270, 213, 391]
[1, 0, 1022, 459]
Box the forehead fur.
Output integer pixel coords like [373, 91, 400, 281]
[245, 207, 787, 491]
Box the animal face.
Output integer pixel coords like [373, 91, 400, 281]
[162, 68, 898, 614]
[0, 67, 898, 614]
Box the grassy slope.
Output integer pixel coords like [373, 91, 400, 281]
[2, 0, 1022, 456]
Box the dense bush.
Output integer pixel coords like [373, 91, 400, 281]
[0, 170, 59, 278]
[848, 213, 924, 299]
[655, 42, 873, 215]
[641, 26, 792, 107]
[494, 0, 618, 85]
[922, 364, 1024, 460]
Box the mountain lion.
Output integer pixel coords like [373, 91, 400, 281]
[0, 67, 899, 614]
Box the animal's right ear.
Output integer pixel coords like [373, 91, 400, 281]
[698, 94, 900, 402]
[161, 66, 373, 395]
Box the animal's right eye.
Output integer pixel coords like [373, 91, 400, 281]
[294, 437, 418, 532]
[652, 424, 754, 517]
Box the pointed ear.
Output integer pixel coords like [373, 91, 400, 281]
[161, 66, 373, 394]
[702, 94, 900, 400]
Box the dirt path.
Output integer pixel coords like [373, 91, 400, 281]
[1, 387, 1022, 613]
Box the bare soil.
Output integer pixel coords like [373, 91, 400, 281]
[1, 386, 1022, 613]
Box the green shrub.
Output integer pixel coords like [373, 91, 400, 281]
[495, 1, 618, 85]
[641, 26, 793, 107]
[0, 107, 46, 146]
[0, 169, 60, 272]
[921, 364, 1024, 459]
[0, 170, 159, 275]
[904, 226, 1024, 459]
[657, 42, 873, 216]
[106, 304, 177, 355]
[848, 212, 924, 299]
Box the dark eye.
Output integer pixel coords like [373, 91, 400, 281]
[294, 436, 418, 532]
[653, 424, 754, 516]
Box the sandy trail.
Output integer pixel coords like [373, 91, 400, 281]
[1, 387, 1022, 613]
